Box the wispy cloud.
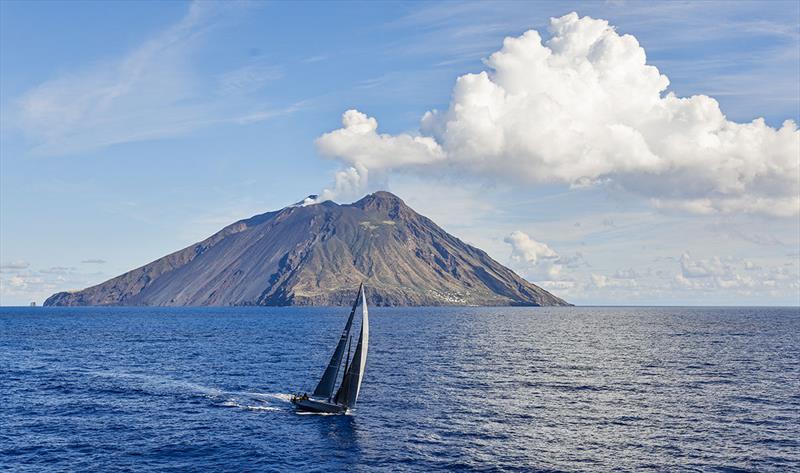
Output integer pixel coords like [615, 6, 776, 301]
[10, 1, 296, 156]
[301, 55, 328, 64]
[0, 260, 30, 271]
[217, 63, 284, 96]
[81, 259, 106, 264]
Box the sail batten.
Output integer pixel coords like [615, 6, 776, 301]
[312, 284, 362, 399]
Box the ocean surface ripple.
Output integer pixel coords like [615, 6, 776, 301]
[1, 306, 798, 472]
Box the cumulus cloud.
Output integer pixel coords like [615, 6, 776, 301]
[572, 253, 798, 302]
[498, 235, 798, 303]
[8, 276, 28, 288]
[314, 110, 444, 201]
[316, 12, 799, 216]
[674, 252, 799, 292]
[504, 230, 562, 280]
[679, 252, 731, 278]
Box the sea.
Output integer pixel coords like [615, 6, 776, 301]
[1, 306, 798, 472]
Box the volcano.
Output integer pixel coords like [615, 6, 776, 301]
[45, 192, 569, 306]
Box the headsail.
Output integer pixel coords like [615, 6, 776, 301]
[334, 285, 369, 408]
[312, 283, 362, 399]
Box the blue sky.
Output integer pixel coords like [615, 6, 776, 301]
[1, 0, 798, 306]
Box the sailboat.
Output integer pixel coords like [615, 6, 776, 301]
[291, 284, 369, 414]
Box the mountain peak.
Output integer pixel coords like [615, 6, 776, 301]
[371, 190, 402, 200]
[290, 192, 404, 209]
[352, 191, 408, 215]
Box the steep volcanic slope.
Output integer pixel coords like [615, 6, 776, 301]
[45, 192, 570, 306]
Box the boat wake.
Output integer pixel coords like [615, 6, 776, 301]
[212, 392, 293, 412]
[218, 399, 281, 412]
[85, 369, 292, 413]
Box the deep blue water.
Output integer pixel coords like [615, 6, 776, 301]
[1, 306, 799, 472]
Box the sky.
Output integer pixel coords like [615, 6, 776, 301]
[1, 0, 798, 306]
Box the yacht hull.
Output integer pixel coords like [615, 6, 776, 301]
[292, 397, 347, 414]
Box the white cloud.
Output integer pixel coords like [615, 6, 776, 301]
[590, 273, 638, 289]
[318, 109, 445, 171]
[680, 252, 731, 278]
[503, 230, 562, 280]
[314, 109, 445, 200]
[1, 271, 52, 304]
[521, 245, 799, 304]
[0, 265, 108, 305]
[505, 230, 558, 264]
[743, 260, 761, 271]
[8, 275, 28, 288]
[316, 12, 799, 216]
[673, 252, 799, 292]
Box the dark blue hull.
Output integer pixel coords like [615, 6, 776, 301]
[292, 397, 347, 414]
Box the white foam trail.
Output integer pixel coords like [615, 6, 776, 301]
[88, 370, 223, 396]
[244, 405, 281, 411]
[87, 369, 291, 413]
[222, 392, 293, 403]
[266, 393, 294, 402]
[211, 391, 296, 413]
[219, 399, 282, 411]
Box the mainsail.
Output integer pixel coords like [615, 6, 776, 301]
[312, 283, 362, 399]
[334, 285, 369, 408]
